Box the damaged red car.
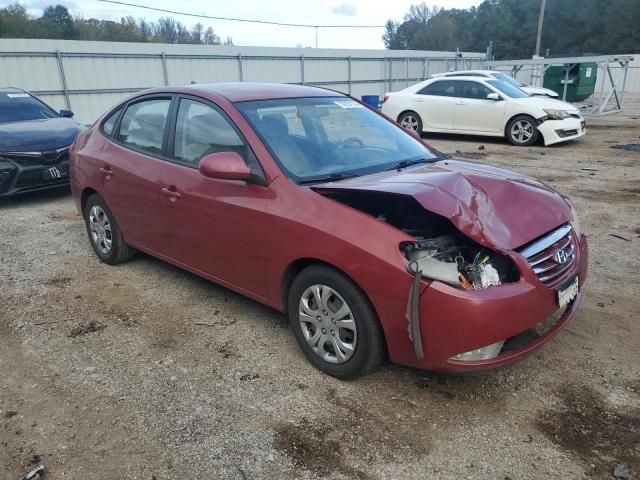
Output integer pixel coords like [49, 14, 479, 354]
[70, 83, 588, 379]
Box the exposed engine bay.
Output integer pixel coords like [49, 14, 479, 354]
[316, 189, 518, 290]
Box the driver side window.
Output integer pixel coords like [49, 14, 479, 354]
[173, 99, 247, 167]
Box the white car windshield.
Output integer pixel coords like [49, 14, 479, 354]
[236, 97, 441, 183]
[491, 72, 526, 88]
[487, 80, 530, 98]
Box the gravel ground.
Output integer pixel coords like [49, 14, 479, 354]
[1, 98, 639, 480]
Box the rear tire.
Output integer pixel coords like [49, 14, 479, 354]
[506, 115, 540, 146]
[288, 265, 384, 380]
[83, 193, 134, 265]
[398, 111, 423, 133]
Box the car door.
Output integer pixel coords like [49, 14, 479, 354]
[98, 95, 173, 254]
[158, 96, 271, 298]
[452, 80, 506, 134]
[413, 80, 457, 131]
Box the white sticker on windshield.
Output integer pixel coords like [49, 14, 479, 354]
[334, 100, 364, 109]
[6, 93, 30, 98]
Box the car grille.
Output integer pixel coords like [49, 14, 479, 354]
[518, 224, 577, 288]
[1, 149, 69, 166]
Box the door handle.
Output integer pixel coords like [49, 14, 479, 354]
[456, 100, 466, 105]
[99, 166, 113, 179]
[414, 97, 424, 102]
[161, 187, 181, 200]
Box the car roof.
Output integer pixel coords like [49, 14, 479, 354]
[0, 87, 28, 94]
[427, 76, 494, 82]
[145, 82, 345, 102]
[438, 70, 495, 76]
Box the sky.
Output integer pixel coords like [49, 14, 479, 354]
[3, 0, 483, 49]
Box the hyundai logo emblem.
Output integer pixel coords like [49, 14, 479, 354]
[554, 250, 569, 264]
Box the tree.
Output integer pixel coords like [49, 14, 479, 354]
[384, 0, 640, 58]
[40, 5, 75, 38]
[0, 3, 229, 46]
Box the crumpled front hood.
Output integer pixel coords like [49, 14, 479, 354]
[522, 85, 559, 97]
[314, 159, 572, 251]
[0, 117, 84, 151]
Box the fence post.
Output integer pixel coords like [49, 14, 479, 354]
[161, 52, 169, 86]
[301, 54, 305, 85]
[238, 53, 244, 82]
[406, 57, 410, 87]
[348, 56, 352, 94]
[55, 49, 71, 109]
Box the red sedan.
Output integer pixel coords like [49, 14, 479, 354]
[70, 83, 588, 379]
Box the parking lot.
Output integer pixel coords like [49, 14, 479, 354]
[1, 98, 639, 480]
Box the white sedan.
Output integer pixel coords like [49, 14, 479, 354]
[381, 76, 586, 146]
[431, 69, 560, 98]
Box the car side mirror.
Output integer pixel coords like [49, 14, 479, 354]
[199, 151, 251, 181]
[60, 109, 74, 118]
[486, 93, 502, 101]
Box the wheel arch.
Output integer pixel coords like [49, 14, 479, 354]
[80, 187, 99, 213]
[280, 257, 389, 359]
[504, 112, 539, 138]
[397, 109, 422, 123]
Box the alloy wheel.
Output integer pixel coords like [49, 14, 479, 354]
[88, 205, 113, 255]
[298, 284, 357, 364]
[510, 119, 535, 144]
[400, 115, 420, 131]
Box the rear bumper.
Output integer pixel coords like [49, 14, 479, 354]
[537, 117, 586, 146]
[0, 157, 70, 198]
[378, 233, 588, 372]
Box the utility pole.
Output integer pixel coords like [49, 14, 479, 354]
[535, 0, 547, 56]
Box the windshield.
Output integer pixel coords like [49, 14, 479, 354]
[491, 72, 525, 88]
[486, 80, 530, 98]
[0, 91, 58, 123]
[235, 97, 439, 183]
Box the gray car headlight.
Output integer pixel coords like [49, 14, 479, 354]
[543, 108, 570, 120]
[570, 203, 581, 237]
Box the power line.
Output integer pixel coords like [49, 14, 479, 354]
[96, 0, 386, 28]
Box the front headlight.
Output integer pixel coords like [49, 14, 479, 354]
[570, 203, 581, 237]
[543, 108, 570, 120]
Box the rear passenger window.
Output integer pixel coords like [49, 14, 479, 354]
[418, 80, 457, 97]
[118, 98, 171, 155]
[173, 98, 246, 166]
[102, 107, 122, 137]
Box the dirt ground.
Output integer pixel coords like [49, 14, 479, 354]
[1, 97, 639, 480]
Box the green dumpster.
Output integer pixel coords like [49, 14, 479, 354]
[543, 62, 597, 102]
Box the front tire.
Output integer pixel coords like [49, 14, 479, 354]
[506, 115, 540, 146]
[83, 193, 134, 265]
[288, 265, 384, 380]
[398, 111, 423, 133]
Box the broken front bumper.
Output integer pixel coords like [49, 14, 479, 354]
[537, 117, 586, 146]
[376, 233, 588, 372]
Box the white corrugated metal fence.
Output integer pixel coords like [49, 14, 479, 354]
[0, 39, 486, 124]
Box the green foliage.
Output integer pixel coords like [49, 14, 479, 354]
[383, 0, 640, 58]
[0, 3, 231, 45]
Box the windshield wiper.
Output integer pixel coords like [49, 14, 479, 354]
[384, 157, 433, 171]
[297, 172, 357, 185]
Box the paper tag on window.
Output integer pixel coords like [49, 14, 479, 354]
[6, 93, 30, 98]
[334, 100, 364, 109]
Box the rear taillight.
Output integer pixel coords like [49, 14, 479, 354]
[383, 95, 389, 103]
